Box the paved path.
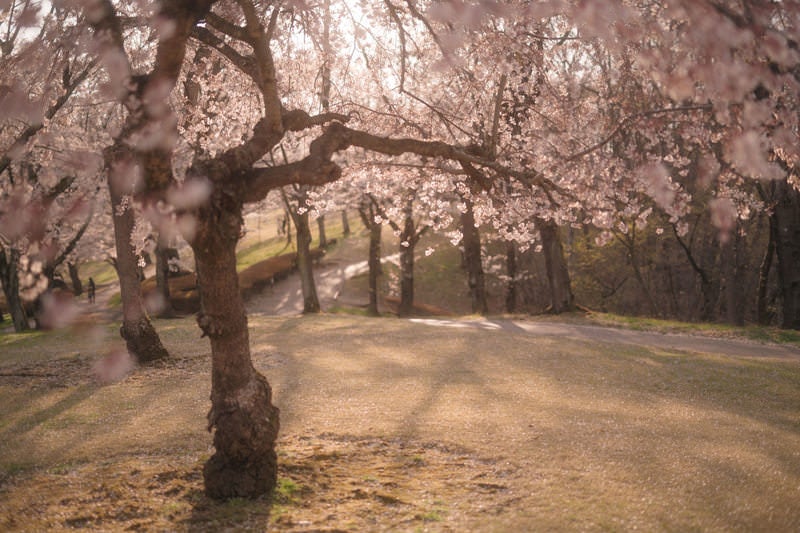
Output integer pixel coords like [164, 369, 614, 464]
[409, 317, 800, 360]
[245, 254, 400, 316]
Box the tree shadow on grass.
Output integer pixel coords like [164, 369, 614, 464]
[185, 488, 273, 532]
[0, 383, 96, 455]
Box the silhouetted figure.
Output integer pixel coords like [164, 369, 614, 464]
[88, 277, 96, 304]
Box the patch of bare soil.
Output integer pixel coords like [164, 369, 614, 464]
[0, 432, 514, 532]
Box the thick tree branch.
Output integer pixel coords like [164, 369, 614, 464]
[191, 25, 258, 79]
[282, 108, 351, 131]
[205, 11, 250, 43]
[49, 208, 93, 272]
[328, 123, 564, 194]
[241, 121, 569, 204]
[558, 104, 712, 166]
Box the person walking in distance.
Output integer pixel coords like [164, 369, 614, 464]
[88, 277, 96, 304]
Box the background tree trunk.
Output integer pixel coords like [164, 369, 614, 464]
[107, 169, 169, 363]
[192, 207, 279, 499]
[341, 210, 351, 237]
[757, 216, 776, 325]
[398, 243, 415, 317]
[772, 179, 800, 329]
[537, 218, 575, 314]
[293, 208, 321, 314]
[284, 208, 293, 245]
[359, 203, 381, 316]
[721, 230, 745, 327]
[317, 214, 328, 249]
[398, 198, 416, 317]
[460, 197, 488, 315]
[283, 187, 321, 314]
[67, 262, 83, 296]
[505, 240, 517, 313]
[0, 247, 30, 332]
[671, 223, 716, 321]
[155, 240, 175, 317]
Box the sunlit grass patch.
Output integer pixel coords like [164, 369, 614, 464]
[584, 312, 800, 346]
[80, 260, 118, 287]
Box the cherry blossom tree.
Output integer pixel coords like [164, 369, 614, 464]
[1, 1, 103, 331]
[5, 0, 800, 504]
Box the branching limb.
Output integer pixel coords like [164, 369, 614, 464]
[0, 59, 97, 176]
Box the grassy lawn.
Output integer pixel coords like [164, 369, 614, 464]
[0, 314, 798, 531]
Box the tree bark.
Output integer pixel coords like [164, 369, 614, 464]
[359, 203, 381, 316]
[537, 218, 575, 314]
[107, 168, 169, 363]
[155, 240, 176, 317]
[284, 208, 293, 245]
[772, 179, 800, 329]
[192, 204, 279, 499]
[67, 262, 83, 296]
[721, 229, 745, 327]
[367, 217, 381, 316]
[398, 198, 417, 317]
[317, 214, 328, 248]
[398, 246, 415, 317]
[460, 197, 488, 315]
[293, 208, 321, 314]
[505, 240, 517, 313]
[671, 223, 716, 321]
[757, 215, 776, 325]
[615, 224, 657, 317]
[341, 209, 351, 237]
[0, 247, 30, 332]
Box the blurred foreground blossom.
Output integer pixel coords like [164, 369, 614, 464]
[144, 291, 167, 316]
[92, 349, 135, 384]
[709, 197, 738, 244]
[37, 291, 81, 329]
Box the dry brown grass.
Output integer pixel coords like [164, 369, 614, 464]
[1, 314, 799, 531]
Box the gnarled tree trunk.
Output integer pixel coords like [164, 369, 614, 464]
[193, 202, 279, 499]
[107, 161, 169, 363]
